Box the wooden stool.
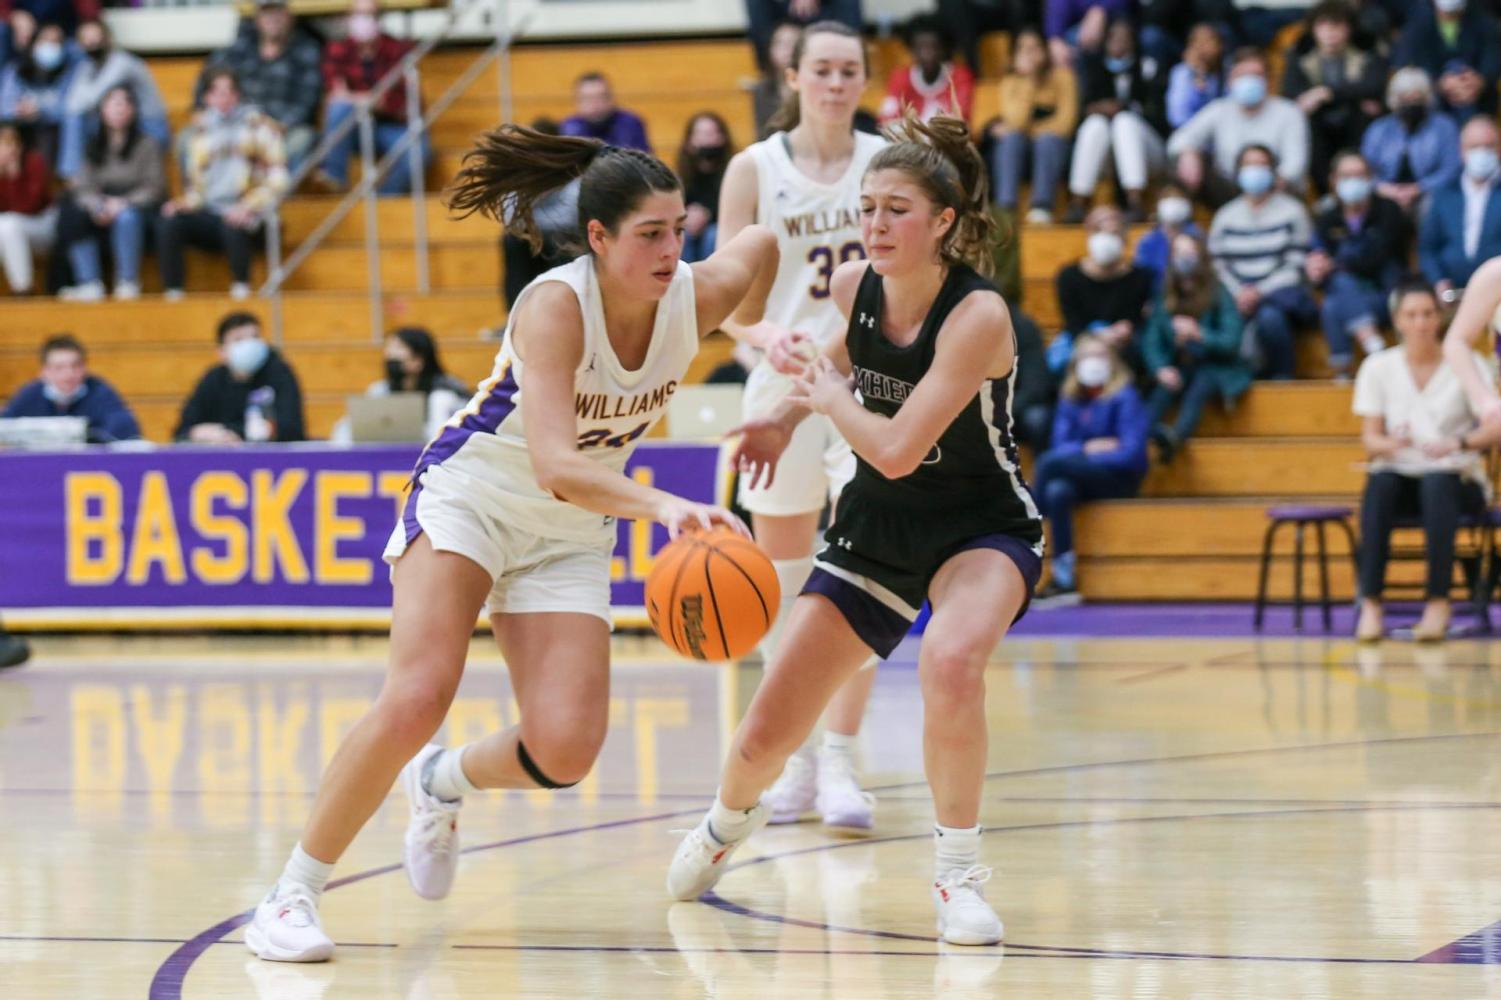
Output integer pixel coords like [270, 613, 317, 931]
[1253, 505, 1358, 632]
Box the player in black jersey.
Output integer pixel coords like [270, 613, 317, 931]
[669, 114, 1042, 946]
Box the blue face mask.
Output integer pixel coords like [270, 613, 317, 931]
[1171, 253, 1200, 275]
[42, 382, 85, 407]
[1464, 147, 1499, 182]
[32, 41, 64, 71]
[1336, 176, 1372, 205]
[1238, 164, 1274, 196]
[1230, 74, 1266, 107]
[1104, 55, 1133, 74]
[225, 337, 270, 378]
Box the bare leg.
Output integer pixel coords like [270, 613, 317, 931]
[822, 662, 877, 735]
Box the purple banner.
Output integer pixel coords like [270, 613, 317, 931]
[0, 443, 721, 614]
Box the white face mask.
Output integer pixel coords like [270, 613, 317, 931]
[1087, 231, 1124, 266]
[1076, 355, 1112, 388]
[1156, 197, 1191, 226]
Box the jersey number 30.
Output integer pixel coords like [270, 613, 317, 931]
[577, 422, 648, 450]
[807, 241, 865, 300]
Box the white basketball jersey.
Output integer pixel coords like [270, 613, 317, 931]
[749, 130, 887, 348]
[415, 255, 699, 544]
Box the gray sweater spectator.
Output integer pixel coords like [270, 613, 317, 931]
[59, 18, 167, 179]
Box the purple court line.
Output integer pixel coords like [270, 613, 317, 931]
[148, 732, 1501, 998]
[1417, 920, 1501, 964]
[0, 934, 393, 948]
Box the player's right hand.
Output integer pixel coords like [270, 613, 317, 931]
[727, 418, 792, 491]
[765, 327, 813, 376]
[655, 498, 749, 540]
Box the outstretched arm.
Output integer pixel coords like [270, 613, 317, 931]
[692, 223, 780, 336]
[1442, 257, 1501, 426]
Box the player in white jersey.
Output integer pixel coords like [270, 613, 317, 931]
[717, 20, 887, 833]
[1442, 255, 1501, 425]
[245, 125, 780, 963]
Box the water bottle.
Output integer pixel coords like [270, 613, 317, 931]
[244, 386, 275, 443]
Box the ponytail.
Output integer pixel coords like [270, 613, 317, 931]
[868, 112, 998, 276]
[765, 20, 868, 135]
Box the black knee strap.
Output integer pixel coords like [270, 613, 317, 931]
[517, 739, 579, 789]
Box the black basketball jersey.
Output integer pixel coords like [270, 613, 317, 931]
[842, 262, 1042, 544]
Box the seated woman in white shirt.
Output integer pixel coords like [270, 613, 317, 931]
[1353, 278, 1501, 642]
[332, 326, 470, 443]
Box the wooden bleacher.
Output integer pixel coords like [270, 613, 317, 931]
[0, 36, 1371, 603]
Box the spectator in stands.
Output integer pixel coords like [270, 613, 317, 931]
[57, 18, 167, 179]
[1142, 231, 1249, 461]
[744, 0, 862, 73]
[0, 121, 53, 294]
[313, 0, 428, 196]
[331, 326, 469, 443]
[1133, 182, 1201, 290]
[561, 72, 649, 151]
[1208, 143, 1316, 379]
[1044, 0, 1131, 67]
[751, 20, 801, 138]
[1168, 47, 1309, 208]
[878, 14, 974, 126]
[1011, 306, 1057, 450]
[1165, 22, 1225, 130]
[935, 0, 1033, 75]
[175, 311, 305, 444]
[157, 66, 287, 302]
[194, 0, 322, 168]
[0, 20, 77, 166]
[1052, 205, 1155, 378]
[1065, 17, 1169, 223]
[1280, 1, 1386, 195]
[1393, 0, 1501, 124]
[1, 332, 139, 441]
[1419, 115, 1501, 298]
[1352, 277, 1501, 642]
[55, 84, 163, 302]
[501, 117, 580, 306]
[986, 26, 1076, 223]
[676, 112, 732, 263]
[1308, 149, 1410, 377]
[1, 2, 98, 39]
[0, 619, 27, 669]
[1033, 334, 1150, 601]
[1360, 67, 1460, 217]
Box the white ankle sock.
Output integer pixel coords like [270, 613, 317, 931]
[280, 842, 335, 898]
[934, 824, 981, 878]
[760, 557, 813, 661]
[706, 794, 759, 845]
[821, 731, 855, 763]
[423, 744, 478, 802]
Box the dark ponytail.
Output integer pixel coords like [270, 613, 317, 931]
[446, 123, 681, 255]
[765, 20, 868, 135]
[867, 113, 998, 276]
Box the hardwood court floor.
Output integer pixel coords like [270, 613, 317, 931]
[2, 633, 1498, 999]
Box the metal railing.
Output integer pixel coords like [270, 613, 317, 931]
[258, 0, 521, 344]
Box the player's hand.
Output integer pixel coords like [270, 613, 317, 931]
[764, 326, 813, 375]
[786, 355, 852, 415]
[655, 498, 749, 540]
[727, 417, 792, 491]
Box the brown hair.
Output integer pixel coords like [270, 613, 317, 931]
[675, 111, 735, 186]
[1162, 233, 1217, 319]
[765, 20, 868, 134]
[446, 123, 681, 255]
[41, 332, 85, 363]
[866, 112, 997, 276]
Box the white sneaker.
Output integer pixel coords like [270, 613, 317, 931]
[666, 804, 767, 901]
[113, 280, 141, 301]
[762, 748, 816, 824]
[244, 883, 335, 962]
[932, 865, 1004, 945]
[164, 288, 186, 302]
[60, 281, 105, 302]
[399, 744, 462, 900]
[816, 751, 874, 831]
[1025, 207, 1054, 224]
[230, 282, 252, 300]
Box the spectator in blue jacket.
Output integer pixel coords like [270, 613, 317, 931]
[1360, 68, 1460, 218]
[1419, 115, 1501, 297]
[1133, 183, 1202, 291]
[560, 72, 649, 151]
[0, 20, 79, 166]
[1164, 23, 1225, 130]
[1393, 0, 1501, 123]
[1, 332, 140, 442]
[1033, 334, 1151, 602]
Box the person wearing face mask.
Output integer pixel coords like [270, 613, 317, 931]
[1419, 116, 1501, 299]
[1168, 47, 1308, 209]
[1053, 205, 1155, 378]
[0, 20, 77, 167]
[675, 112, 735, 262]
[1394, 0, 1501, 124]
[174, 311, 306, 444]
[330, 326, 470, 444]
[1308, 150, 1411, 378]
[1141, 232, 1248, 462]
[1360, 68, 1461, 218]
[56, 18, 167, 180]
[560, 72, 649, 152]
[1207, 143, 1316, 379]
[878, 15, 975, 127]
[1033, 334, 1150, 602]
[2, 332, 139, 442]
[1132, 182, 1202, 290]
[312, 0, 428, 197]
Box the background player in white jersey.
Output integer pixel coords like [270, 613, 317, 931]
[244, 124, 779, 963]
[1443, 255, 1501, 425]
[718, 20, 886, 832]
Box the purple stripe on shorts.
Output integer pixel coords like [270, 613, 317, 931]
[802, 568, 913, 659]
[951, 532, 1043, 624]
[402, 482, 424, 546]
[414, 362, 520, 476]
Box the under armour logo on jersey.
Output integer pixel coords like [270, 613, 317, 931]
[857, 312, 875, 329]
[835, 536, 854, 550]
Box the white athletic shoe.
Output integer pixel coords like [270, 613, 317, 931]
[230, 281, 252, 300]
[932, 865, 1004, 945]
[666, 804, 767, 901]
[815, 751, 874, 831]
[113, 280, 141, 301]
[245, 883, 335, 962]
[400, 745, 462, 900]
[762, 748, 817, 824]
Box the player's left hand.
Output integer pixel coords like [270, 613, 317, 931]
[786, 356, 852, 415]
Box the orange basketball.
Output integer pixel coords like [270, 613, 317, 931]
[645, 528, 781, 661]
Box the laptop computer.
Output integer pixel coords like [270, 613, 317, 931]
[666, 384, 743, 440]
[346, 393, 427, 443]
[0, 416, 88, 449]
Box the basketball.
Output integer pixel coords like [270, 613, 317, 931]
[645, 528, 780, 661]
